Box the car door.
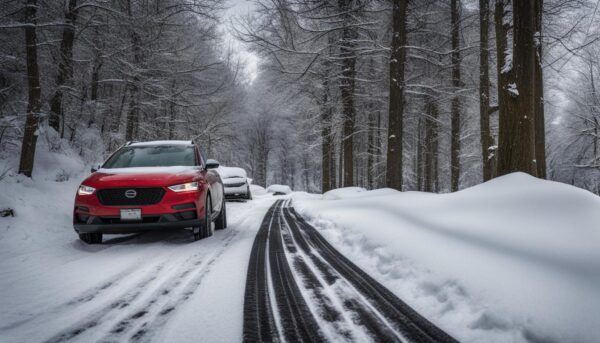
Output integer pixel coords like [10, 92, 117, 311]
[197, 146, 223, 215]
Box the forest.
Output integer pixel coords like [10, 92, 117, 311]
[1, 0, 600, 194]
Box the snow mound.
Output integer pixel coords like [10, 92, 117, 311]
[266, 184, 292, 195]
[322, 187, 366, 200]
[250, 184, 267, 196]
[216, 166, 247, 179]
[293, 172, 600, 343]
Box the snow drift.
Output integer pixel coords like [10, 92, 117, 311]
[293, 173, 600, 343]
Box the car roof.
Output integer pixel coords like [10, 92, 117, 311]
[127, 140, 194, 147]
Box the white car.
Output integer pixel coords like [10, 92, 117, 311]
[266, 184, 292, 195]
[217, 166, 252, 200]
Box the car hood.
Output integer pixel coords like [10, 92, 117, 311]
[83, 166, 201, 188]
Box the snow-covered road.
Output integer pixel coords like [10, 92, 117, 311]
[243, 199, 456, 343]
[0, 196, 276, 343]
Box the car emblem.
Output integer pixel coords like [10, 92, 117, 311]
[124, 189, 137, 198]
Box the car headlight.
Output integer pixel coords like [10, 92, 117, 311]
[168, 182, 199, 192]
[78, 185, 96, 195]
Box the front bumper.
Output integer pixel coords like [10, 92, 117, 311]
[74, 215, 201, 234]
[74, 187, 207, 234]
[224, 185, 248, 198]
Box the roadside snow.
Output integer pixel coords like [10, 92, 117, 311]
[250, 184, 267, 196]
[293, 173, 600, 343]
[322, 187, 366, 200]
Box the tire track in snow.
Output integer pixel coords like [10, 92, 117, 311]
[42, 229, 239, 343]
[243, 199, 458, 343]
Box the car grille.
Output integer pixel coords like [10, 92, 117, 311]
[97, 188, 165, 206]
[225, 182, 246, 188]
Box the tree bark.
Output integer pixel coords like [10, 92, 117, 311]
[385, 0, 408, 190]
[450, 0, 462, 191]
[321, 73, 333, 193]
[18, 0, 42, 177]
[497, 0, 538, 176]
[367, 110, 375, 189]
[479, 0, 493, 182]
[494, 0, 510, 178]
[534, 0, 546, 178]
[338, 7, 356, 187]
[424, 96, 439, 192]
[48, 0, 77, 133]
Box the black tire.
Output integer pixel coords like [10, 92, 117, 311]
[79, 232, 102, 244]
[192, 195, 213, 241]
[204, 195, 214, 238]
[215, 198, 227, 230]
[246, 186, 252, 200]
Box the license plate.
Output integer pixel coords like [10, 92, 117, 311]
[120, 209, 141, 221]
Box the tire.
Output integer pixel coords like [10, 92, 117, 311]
[246, 186, 252, 200]
[79, 232, 102, 244]
[215, 198, 227, 230]
[193, 195, 213, 241]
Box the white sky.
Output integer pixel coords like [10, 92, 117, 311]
[222, 0, 259, 84]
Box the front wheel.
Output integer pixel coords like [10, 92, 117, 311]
[79, 232, 102, 244]
[193, 196, 213, 241]
[215, 198, 227, 230]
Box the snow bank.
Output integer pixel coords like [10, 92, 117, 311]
[250, 184, 267, 196]
[293, 173, 600, 343]
[322, 187, 366, 200]
[266, 184, 292, 195]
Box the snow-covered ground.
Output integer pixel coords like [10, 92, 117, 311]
[293, 174, 600, 343]
[0, 142, 277, 342]
[3, 139, 599, 342]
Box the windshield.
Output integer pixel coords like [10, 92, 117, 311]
[102, 145, 197, 168]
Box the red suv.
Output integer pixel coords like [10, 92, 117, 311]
[73, 141, 226, 244]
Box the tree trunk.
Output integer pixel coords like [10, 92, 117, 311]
[340, 31, 356, 187]
[385, 0, 408, 190]
[48, 0, 77, 133]
[424, 96, 438, 192]
[321, 74, 332, 193]
[18, 0, 42, 177]
[367, 111, 374, 189]
[534, 0, 546, 178]
[88, 49, 101, 127]
[125, 0, 142, 141]
[497, 0, 537, 176]
[494, 0, 511, 179]
[479, 0, 493, 182]
[450, 0, 462, 191]
[416, 116, 423, 190]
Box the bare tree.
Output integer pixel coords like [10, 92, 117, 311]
[386, 0, 408, 190]
[497, 0, 539, 176]
[18, 0, 42, 177]
[450, 0, 462, 191]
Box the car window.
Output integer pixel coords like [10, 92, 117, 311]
[102, 145, 197, 168]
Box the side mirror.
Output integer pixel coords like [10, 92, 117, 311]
[205, 159, 220, 169]
[91, 165, 100, 173]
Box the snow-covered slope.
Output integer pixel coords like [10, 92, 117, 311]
[293, 173, 600, 343]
